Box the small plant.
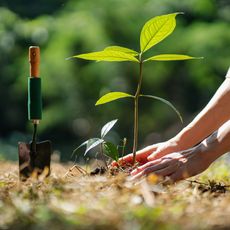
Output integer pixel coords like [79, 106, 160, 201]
[69, 13, 202, 165]
[73, 119, 120, 168]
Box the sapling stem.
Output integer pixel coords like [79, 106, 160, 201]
[132, 55, 143, 165]
[122, 138, 127, 158]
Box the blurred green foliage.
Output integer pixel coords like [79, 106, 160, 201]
[0, 0, 229, 161]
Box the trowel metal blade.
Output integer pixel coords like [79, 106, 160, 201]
[18, 140, 52, 180]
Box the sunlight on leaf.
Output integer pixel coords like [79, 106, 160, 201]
[144, 54, 203, 62]
[101, 119, 118, 139]
[85, 138, 104, 155]
[140, 13, 182, 53]
[104, 46, 139, 56]
[140, 94, 183, 123]
[103, 142, 119, 161]
[96, 92, 134, 105]
[71, 50, 139, 62]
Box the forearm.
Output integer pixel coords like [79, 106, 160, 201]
[173, 78, 230, 149]
[202, 119, 230, 162]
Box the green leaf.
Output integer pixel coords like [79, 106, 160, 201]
[140, 94, 183, 123]
[140, 13, 182, 53]
[72, 50, 139, 62]
[101, 119, 118, 139]
[104, 46, 139, 56]
[144, 54, 203, 62]
[72, 140, 88, 157]
[103, 142, 119, 161]
[96, 92, 134, 105]
[85, 138, 104, 155]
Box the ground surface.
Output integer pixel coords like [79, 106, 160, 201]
[0, 160, 230, 230]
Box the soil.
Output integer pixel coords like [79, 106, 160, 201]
[0, 160, 230, 230]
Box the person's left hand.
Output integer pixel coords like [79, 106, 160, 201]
[131, 144, 212, 182]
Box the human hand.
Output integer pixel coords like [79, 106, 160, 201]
[131, 144, 211, 182]
[111, 139, 181, 167]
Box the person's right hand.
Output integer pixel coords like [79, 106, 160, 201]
[111, 139, 182, 167]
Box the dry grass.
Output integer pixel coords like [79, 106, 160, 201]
[0, 160, 229, 230]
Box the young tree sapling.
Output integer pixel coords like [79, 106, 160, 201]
[69, 13, 203, 166]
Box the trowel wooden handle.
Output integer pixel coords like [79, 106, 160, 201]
[28, 46, 42, 122]
[29, 46, 40, 77]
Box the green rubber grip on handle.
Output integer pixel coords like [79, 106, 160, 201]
[28, 77, 42, 120]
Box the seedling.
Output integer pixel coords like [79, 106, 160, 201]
[69, 13, 202, 165]
[73, 119, 120, 168]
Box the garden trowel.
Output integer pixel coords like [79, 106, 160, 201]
[18, 46, 52, 181]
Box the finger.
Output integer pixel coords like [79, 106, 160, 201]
[147, 148, 170, 161]
[152, 163, 178, 177]
[109, 154, 132, 167]
[117, 145, 158, 166]
[111, 154, 133, 167]
[168, 167, 190, 182]
[131, 164, 167, 180]
[131, 159, 180, 179]
[131, 159, 161, 175]
[110, 161, 119, 167]
[134, 145, 158, 162]
[131, 158, 170, 176]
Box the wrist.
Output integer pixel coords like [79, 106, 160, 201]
[168, 134, 187, 150]
[171, 125, 200, 150]
[200, 132, 223, 163]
